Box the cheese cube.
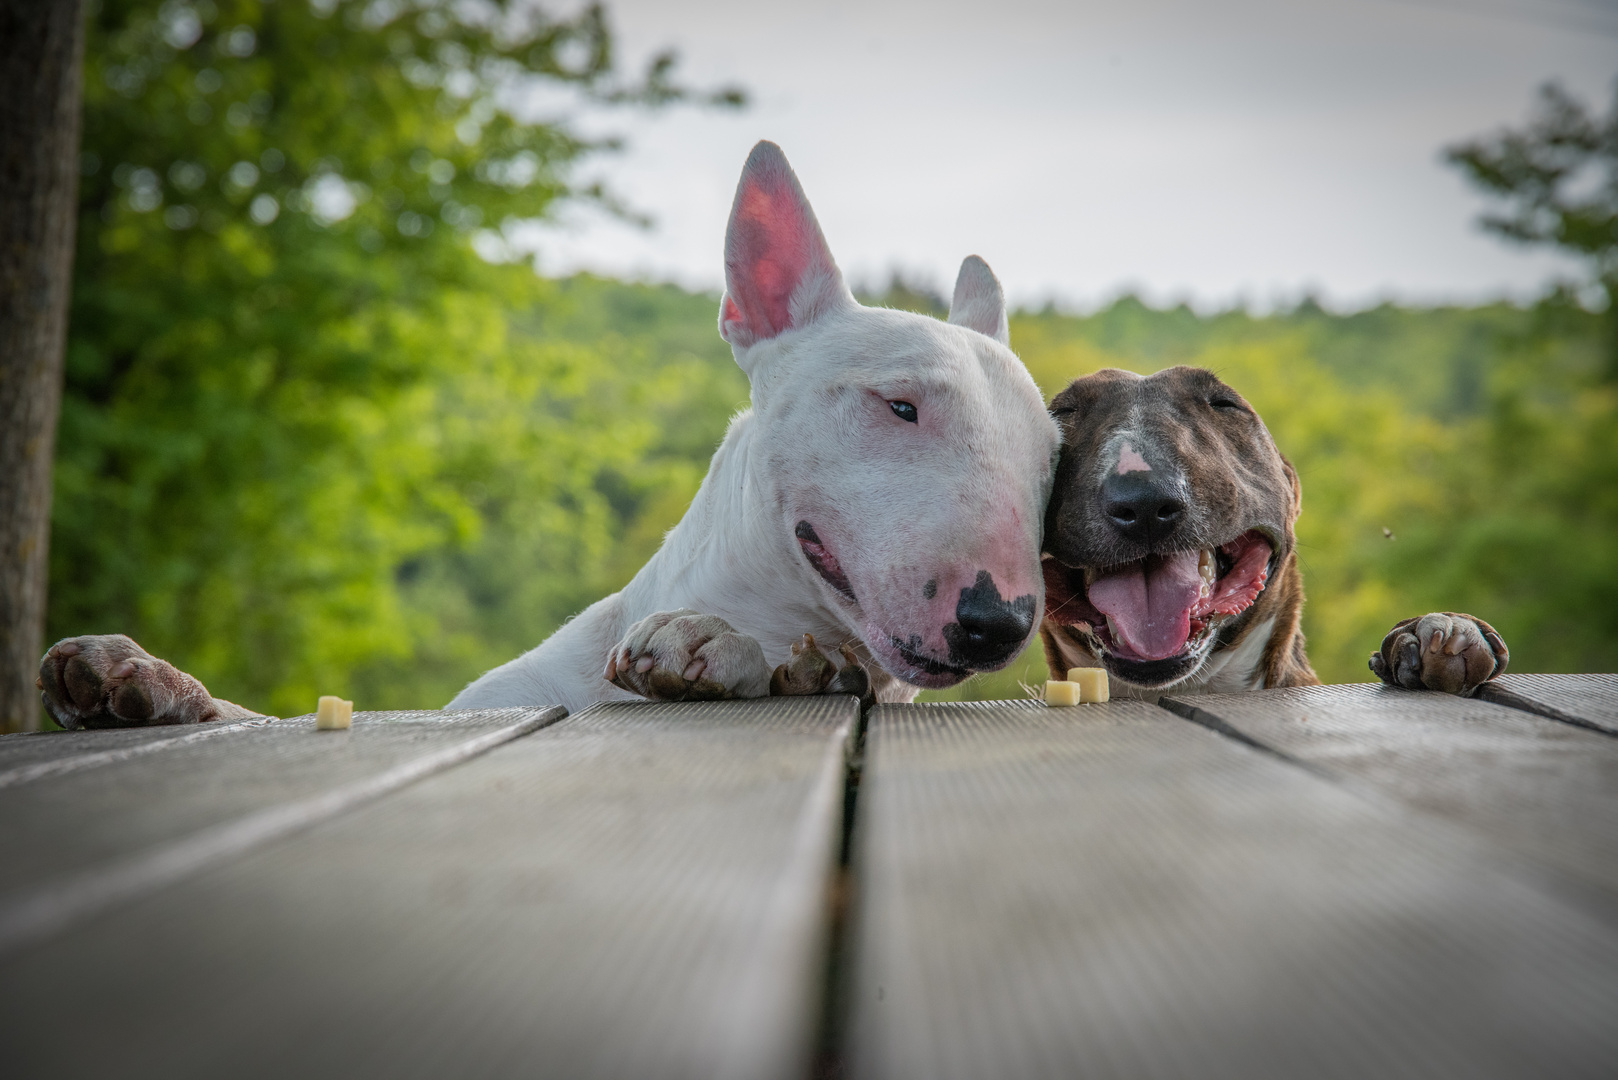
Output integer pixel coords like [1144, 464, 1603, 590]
[316, 695, 353, 730]
[1044, 680, 1082, 706]
[1067, 668, 1110, 703]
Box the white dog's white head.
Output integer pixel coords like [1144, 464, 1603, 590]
[720, 142, 1059, 689]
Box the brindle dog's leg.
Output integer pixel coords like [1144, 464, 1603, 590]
[37, 634, 262, 729]
[1370, 613, 1508, 696]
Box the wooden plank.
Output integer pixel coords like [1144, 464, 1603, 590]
[1163, 684, 1618, 908]
[0, 697, 855, 1080]
[0, 715, 276, 791]
[1481, 673, 1618, 736]
[848, 700, 1618, 1080]
[0, 708, 561, 946]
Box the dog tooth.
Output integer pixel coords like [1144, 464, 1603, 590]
[1198, 548, 1217, 588]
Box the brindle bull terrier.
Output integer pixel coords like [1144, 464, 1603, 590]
[1039, 366, 1509, 698]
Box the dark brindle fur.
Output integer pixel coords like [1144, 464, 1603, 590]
[1038, 366, 1507, 698]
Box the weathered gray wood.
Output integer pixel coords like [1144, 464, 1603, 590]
[0, 697, 855, 1080]
[1164, 684, 1618, 908]
[0, 716, 276, 790]
[849, 699, 1618, 1080]
[0, 709, 558, 918]
[1481, 673, 1618, 736]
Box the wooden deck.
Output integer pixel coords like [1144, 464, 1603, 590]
[1, 676, 1615, 1078]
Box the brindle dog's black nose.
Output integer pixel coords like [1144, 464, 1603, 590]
[946, 571, 1037, 667]
[1103, 471, 1186, 546]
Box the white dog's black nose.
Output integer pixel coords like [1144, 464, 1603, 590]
[945, 571, 1036, 668]
[1103, 472, 1187, 547]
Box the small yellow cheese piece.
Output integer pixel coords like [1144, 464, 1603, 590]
[1044, 680, 1082, 706]
[1067, 668, 1110, 703]
[316, 695, 353, 730]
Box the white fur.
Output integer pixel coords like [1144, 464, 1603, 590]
[449, 144, 1058, 714]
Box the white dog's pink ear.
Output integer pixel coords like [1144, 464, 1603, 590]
[948, 255, 1010, 346]
[719, 141, 848, 349]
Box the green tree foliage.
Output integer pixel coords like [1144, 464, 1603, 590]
[53, 0, 742, 717]
[1446, 81, 1618, 377]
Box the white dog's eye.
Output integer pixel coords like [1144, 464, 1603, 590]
[889, 400, 918, 423]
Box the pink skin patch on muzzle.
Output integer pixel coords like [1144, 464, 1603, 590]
[1117, 443, 1151, 475]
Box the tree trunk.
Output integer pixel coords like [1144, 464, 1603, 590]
[0, 1, 84, 733]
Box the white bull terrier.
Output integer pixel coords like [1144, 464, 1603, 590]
[37, 142, 1058, 728]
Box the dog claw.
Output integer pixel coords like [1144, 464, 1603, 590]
[635, 656, 655, 673]
[827, 643, 877, 709]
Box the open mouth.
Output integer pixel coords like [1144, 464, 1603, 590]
[1045, 529, 1274, 680]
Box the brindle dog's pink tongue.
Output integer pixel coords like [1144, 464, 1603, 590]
[1086, 550, 1203, 660]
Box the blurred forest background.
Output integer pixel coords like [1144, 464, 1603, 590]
[46, 0, 1617, 722]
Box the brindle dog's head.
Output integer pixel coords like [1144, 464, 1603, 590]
[1042, 366, 1300, 690]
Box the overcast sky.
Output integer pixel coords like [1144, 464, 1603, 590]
[516, 0, 1617, 312]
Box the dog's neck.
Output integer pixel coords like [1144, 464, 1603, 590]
[620, 412, 842, 650]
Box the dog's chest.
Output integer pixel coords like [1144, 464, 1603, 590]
[1191, 616, 1277, 693]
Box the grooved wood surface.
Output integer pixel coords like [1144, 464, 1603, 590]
[1166, 684, 1618, 907]
[848, 700, 1618, 1080]
[1, 719, 250, 769]
[0, 697, 855, 1080]
[1483, 672, 1618, 735]
[0, 716, 275, 789]
[0, 709, 547, 898]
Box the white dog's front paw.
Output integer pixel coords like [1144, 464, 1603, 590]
[605, 610, 772, 701]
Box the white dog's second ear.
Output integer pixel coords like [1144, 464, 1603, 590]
[948, 255, 1010, 346]
[718, 141, 850, 354]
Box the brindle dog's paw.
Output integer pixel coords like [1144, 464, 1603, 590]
[826, 642, 877, 709]
[37, 635, 224, 729]
[769, 636, 876, 709]
[605, 611, 773, 701]
[770, 634, 837, 696]
[1370, 613, 1508, 696]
